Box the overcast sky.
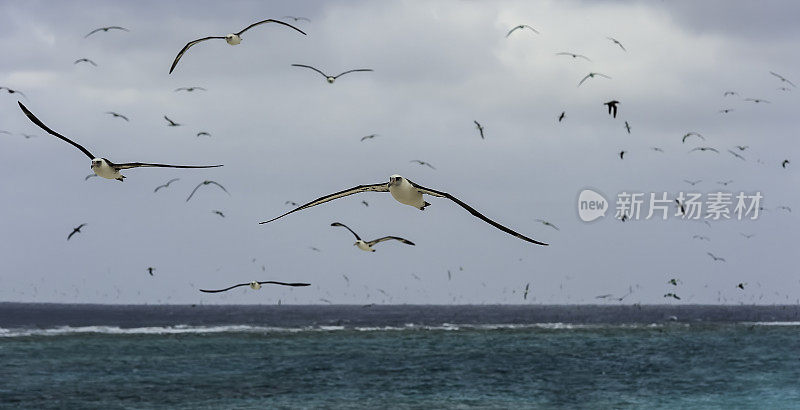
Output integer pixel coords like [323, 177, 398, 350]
[1, 0, 797, 305]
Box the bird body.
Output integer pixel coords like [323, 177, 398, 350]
[389, 175, 429, 209]
[604, 100, 619, 117]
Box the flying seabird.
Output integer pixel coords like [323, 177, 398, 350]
[664, 293, 681, 300]
[196, 131, 211, 137]
[558, 111, 565, 122]
[556, 52, 590, 61]
[331, 222, 415, 252]
[624, 121, 631, 134]
[706, 252, 726, 262]
[261, 175, 548, 245]
[0, 87, 27, 99]
[769, 71, 795, 87]
[675, 199, 686, 215]
[360, 134, 378, 142]
[723, 91, 738, 97]
[740, 233, 755, 239]
[651, 147, 664, 153]
[578, 72, 611, 86]
[717, 180, 733, 186]
[735, 145, 748, 151]
[777, 205, 792, 213]
[154, 178, 179, 193]
[725, 150, 745, 161]
[67, 223, 87, 240]
[291, 64, 372, 83]
[782, 159, 790, 168]
[737, 282, 746, 290]
[667, 278, 680, 286]
[84, 174, 98, 181]
[85, 26, 129, 38]
[534, 219, 559, 231]
[18, 102, 222, 181]
[693, 235, 710, 241]
[684, 179, 701, 186]
[619, 150, 626, 159]
[523, 283, 530, 300]
[719, 109, 734, 114]
[186, 180, 229, 202]
[147, 267, 155, 276]
[778, 86, 792, 92]
[595, 294, 613, 299]
[689, 147, 719, 153]
[169, 19, 306, 74]
[199, 280, 310, 293]
[361, 200, 369, 207]
[506, 25, 539, 37]
[603, 101, 620, 118]
[105, 111, 129, 121]
[744, 98, 770, 104]
[285, 200, 299, 206]
[212, 210, 225, 218]
[607, 37, 626, 51]
[283, 16, 311, 22]
[410, 160, 436, 169]
[174, 87, 206, 92]
[308, 246, 321, 252]
[474, 120, 485, 139]
[74, 58, 97, 66]
[164, 116, 181, 127]
[682, 132, 705, 143]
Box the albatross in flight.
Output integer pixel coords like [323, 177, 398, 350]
[331, 222, 415, 252]
[291, 64, 373, 83]
[506, 25, 539, 37]
[18, 102, 222, 181]
[200, 280, 310, 293]
[169, 19, 306, 74]
[85, 26, 129, 38]
[260, 175, 548, 245]
[578, 72, 611, 86]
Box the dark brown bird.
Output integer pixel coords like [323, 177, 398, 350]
[604, 100, 619, 118]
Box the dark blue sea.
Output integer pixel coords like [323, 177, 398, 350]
[1, 303, 799, 409]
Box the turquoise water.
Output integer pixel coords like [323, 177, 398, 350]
[1, 305, 799, 408]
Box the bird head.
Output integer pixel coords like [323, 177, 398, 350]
[388, 175, 404, 186]
[249, 281, 261, 290]
[91, 158, 105, 168]
[225, 34, 241, 45]
[326, 77, 335, 84]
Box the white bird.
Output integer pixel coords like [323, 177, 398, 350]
[331, 222, 415, 252]
[174, 87, 206, 92]
[200, 280, 310, 293]
[186, 180, 229, 202]
[169, 19, 306, 74]
[506, 25, 539, 37]
[260, 175, 548, 245]
[18, 102, 222, 181]
[682, 132, 705, 143]
[578, 72, 611, 86]
[291, 64, 373, 83]
[556, 52, 591, 61]
[770, 71, 795, 87]
[607, 37, 626, 51]
[153, 178, 180, 193]
[84, 26, 129, 38]
[74, 58, 97, 66]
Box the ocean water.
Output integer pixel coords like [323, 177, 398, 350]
[1, 304, 799, 409]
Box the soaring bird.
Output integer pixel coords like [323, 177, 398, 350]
[782, 159, 790, 168]
[770, 71, 795, 87]
[291, 64, 373, 83]
[717, 180, 734, 186]
[153, 178, 180, 193]
[534, 219, 559, 231]
[624, 121, 631, 134]
[744, 98, 770, 104]
[706, 252, 726, 262]
[578, 72, 611, 86]
[667, 278, 680, 286]
[174, 87, 206, 92]
[607, 37, 626, 51]
[169, 19, 306, 74]
[331, 222, 415, 252]
[186, 180, 229, 202]
[74, 58, 97, 66]
[200, 280, 310, 293]
[361, 200, 369, 207]
[164, 116, 181, 127]
[619, 150, 627, 160]
[261, 175, 548, 245]
[682, 132, 705, 143]
[523, 283, 530, 300]
[105, 111, 129, 121]
[692, 235, 710, 241]
[474, 120, 485, 139]
[664, 293, 681, 300]
[0, 86, 27, 99]
[506, 25, 539, 37]
[740, 233, 755, 239]
[212, 210, 225, 218]
[735, 145, 748, 151]
[196, 131, 211, 137]
[85, 26, 129, 38]
[689, 147, 719, 153]
[727, 150, 745, 160]
[723, 91, 738, 97]
[556, 52, 590, 61]
[719, 108, 734, 114]
[146, 267, 155, 276]
[360, 134, 378, 142]
[558, 111, 565, 122]
[67, 223, 87, 240]
[410, 160, 436, 169]
[283, 16, 311, 22]
[18, 102, 222, 181]
[651, 147, 664, 153]
[603, 101, 620, 118]
[285, 200, 299, 206]
[737, 282, 746, 290]
[684, 179, 702, 186]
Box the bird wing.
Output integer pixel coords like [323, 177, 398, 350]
[577, 74, 591, 86]
[199, 283, 250, 293]
[18, 102, 95, 159]
[236, 19, 307, 36]
[291, 64, 329, 78]
[366, 236, 415, 247]
[522, 25, 540, 33]
[577, 54, 591, 61]
[67, 230, 77, 240]
[84, 28, 104, 37]
[258, 281, 311, 287]
[331, 222, 362, 241]
[186, 182, 205, 202]
[259, 183, 390, 224]
[727, 150, 745, 160]
[409, 181, 548, 245]
[770, 71, 795, 87]
[114, 163, 222, 171]
[505, 26, 521, 37]
[608, 37, 626, 51]
[169, 36, 226, 74]
[333, 69, 374, 79]
[207, 181, 230, 195]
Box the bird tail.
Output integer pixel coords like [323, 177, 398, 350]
[420, 201, 431, 210]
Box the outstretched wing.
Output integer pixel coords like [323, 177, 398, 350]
[366, 236, 415, 247]
[236, 19, 307, 36]
[258, 281, 311, 287]
[199, 283, 249, 293]
[115, 163, 222, 170]
[207, 180, 229, 195]
[409, 181, 548, 246]
[331, 222, 362, 241]
[333, 69, 373, 79]
[259, 183, 390, 224]
[578, 74, 591, 86]
[18, 102, 95, 159]
[292, 64, 329, 78]
[169, 36, 226, 74]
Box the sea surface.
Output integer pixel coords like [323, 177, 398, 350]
[1, 303, 799, 409]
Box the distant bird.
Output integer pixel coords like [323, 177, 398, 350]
[667, 279, 680, 286]
[174, 87, 206, 92]
[769, 71, 795, 87]
[717, 180, 734, 186]
[744, 98, 770, 104]
[556, 52, 590, 61]
[153, 178, 180, 193]
[0, 86, 27, 99]
[735, 145, 748, 151]
[558, 111, 565, 122]
[169, 19, 306, 74]
[196, 131, 211, 137]
[360, 134, 378, 142]
[506, 25, 539, 37]
[186, 180, 229, 202]
[309, 247, 321, 252]
[67, 223, 87, 240]
[84, 174, 98, 181]
[534, 219, 559, 231]
[283, 16, 311, 22]
[17, 102, 222, 181]
[212, 210, 225, 218]
[692, 235, 710, 241]
[684, 179, 702, 186]
[164, 116, 181, 127]
[410, 160, 436, 169]
[285, 200, 299, 206]
[578, 72, 611, 86]
[291, 64, 372, 83]
[777, 87, 792, 92]
[651, 147, 664, 153]
[261, 175, 548, 245]
[689, 147, 719, 153]
[331, 222, 415, 252]
[723, 91, 738, 97]
[105, 112, 129, 121]
[719, 108, 734, 114]
[474, 120, 485, 139]
[361, 200, 369, 207]
[706, 252, 726, 262]
[21, 133, 37, 139]
[624, 121, 631, 134]
[74, 58, 97, 66]
[200, 280, 310, 293]
[620, 213, 629, 222]
[737, 282, 746, 290]
[595, 294, 613, 299]
[603, 100, 619, 117]
[740, 233, 755, 239]
[682, 132, 705, 143]
[523, 283, 530, 300]
[777, 206, 792, 213]
[664, 293, 681, 300]
[782, 159, 790, 168]
[607, 37, 626, 51]
[146, 267, 155, 276]
[675, 199, 686, 215]
[619, 150, 626, 160]
[0, 130, 10, 135]
[85, 26, 129, 38]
